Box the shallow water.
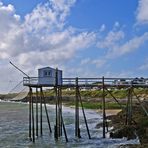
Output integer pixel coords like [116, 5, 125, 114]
[0, 101, 139, 148]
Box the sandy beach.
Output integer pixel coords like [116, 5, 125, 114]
[96, 109, 122, 116]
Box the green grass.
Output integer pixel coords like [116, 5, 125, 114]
[65, 101, 125, 109]
[3, 88, 147, 100]
[80, 102, 102, 109]
[105, 102, 126, 109]
[61, 89, 128, 99]
[2, 88, 147, 110]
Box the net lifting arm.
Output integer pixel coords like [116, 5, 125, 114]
[9, 61, 30, 78]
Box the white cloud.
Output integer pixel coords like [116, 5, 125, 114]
[0, 1, 97, 92]
[80, 58, 91, 65]
[0, 2, 23, 58]
[80, 58, 106, 68]
[64, 66, 99, 77]
[103, 71, 133, 78]
[49, 0, 76, 23]
[24, 0, 76, 32]
[14, 31, 96, 68]
[107, 32, 148, 58]
[0, 2, 20, 37]
[92, 59, 106, 68]
[139, 64, 148, 70]
[97, 30, 125, 49]
[114, 21, 120, 28]
[0, 1, 96, 63]
[139, 59, 148, 70]
[136, 0, 148, 24]
[99, 24, 106, 32]
[97, 24, 148, 58]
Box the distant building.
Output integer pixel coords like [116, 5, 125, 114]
[38, 67, 62, 85]
[113, 79, 128, 85]
[132, 77, 145, 85]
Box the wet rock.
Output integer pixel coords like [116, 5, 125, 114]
[95, 122, 103, 128]
[110, 126, 137, 140]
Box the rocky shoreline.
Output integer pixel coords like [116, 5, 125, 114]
[106, 102, 148, 148]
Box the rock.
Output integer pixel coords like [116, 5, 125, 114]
[110, 126, 137, 140]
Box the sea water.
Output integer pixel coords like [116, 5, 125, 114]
[0, 101, 139, 148]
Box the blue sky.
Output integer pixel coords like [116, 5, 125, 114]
[0, 0, 148, 93]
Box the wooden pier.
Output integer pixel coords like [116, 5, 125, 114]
[23, 71, 148, 143]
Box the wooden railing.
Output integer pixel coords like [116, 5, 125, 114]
[23, 77, 148, 87]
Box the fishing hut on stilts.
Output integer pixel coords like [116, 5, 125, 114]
[23, 67, 148, 143]
[23, 67, 91, 142]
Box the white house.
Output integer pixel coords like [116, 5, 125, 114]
[38, 67, 62, 85]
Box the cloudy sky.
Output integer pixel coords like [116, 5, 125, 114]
[0, 0, 148, 93]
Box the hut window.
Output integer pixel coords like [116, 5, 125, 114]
[44, 70, 52, 77]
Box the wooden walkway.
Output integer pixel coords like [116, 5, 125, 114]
[23, 77, 148, 88]
[23, 76, 148, 143]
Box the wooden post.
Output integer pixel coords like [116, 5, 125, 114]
[31, 87, 35, 142]
[29, 87, 32, 141]
[41, 87, 52, 133]
[61, 111, 68, 142]
[126, 87, 131, 125]
[125, 89, 129, 125]
[132, 90, 148, 116]
[40, 87, 43, 136]
[60, 88, 63, 136]
[105, 88, 123, 109]
[129, 87, 132, 125]
[75, 77, 80, 138]
[102, 76, 106, 138]
[58, 87, 62, 136]
[36, 87, 38, 137]
[57, 88, 60, 136]
[55, 86, 58, 140]
[54, 68, 58, 140]
[56, 75, 68, 142]
[78, 90, 91, 139]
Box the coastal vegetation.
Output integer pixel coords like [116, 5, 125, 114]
[1, 88, 148, 110]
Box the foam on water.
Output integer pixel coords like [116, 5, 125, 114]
[0, 101, 140, 147]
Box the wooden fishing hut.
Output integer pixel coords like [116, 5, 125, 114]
[23, 68, 148, 143]
[23, 67, 91, 143]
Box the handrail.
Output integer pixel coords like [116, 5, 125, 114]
[23, 77, 148, 87]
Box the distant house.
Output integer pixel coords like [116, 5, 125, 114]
[132, 77, 145, 85]
[38, 67, 62, 85]
[113, 79, 128, 85]
[145, 80, 148, 85]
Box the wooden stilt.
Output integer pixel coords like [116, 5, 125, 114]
[126, 87, 132, 125]
[75, 77, 80, 138]
[57, 87, 62, 136]
[36, 87, 38, 137]
[54, 86, 58, 140]
[105, 88, 124, 109]
[59, 88, 62, 136]
[102, 76, 106, 138]
[78, 90, 91, 139]
[41, 88, 52, 133]
[125, 89, 129, 125]
[129, 87, 133, 125]
[29, 87, 32, 141]
[61, 111, 68, 142]
[57, 88, 60, 136]
[132, 90, 148, 116]
[54, 69, 59, 140]
[40, 87, 43, 136]
[31, 88, 35, 142]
